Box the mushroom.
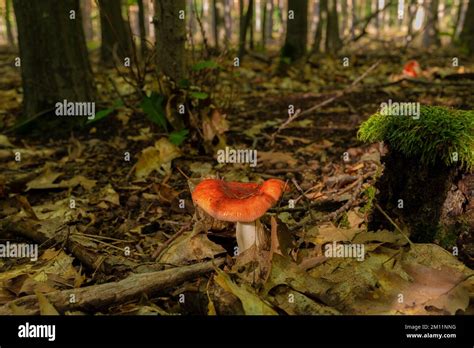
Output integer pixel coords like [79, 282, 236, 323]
[191, 178, 286, 253]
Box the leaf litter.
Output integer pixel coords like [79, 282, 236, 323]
[0, 51, 473, 315]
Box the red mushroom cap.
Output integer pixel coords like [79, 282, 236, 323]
[403, 60, 421, 78]
[192, 179, 287, 223]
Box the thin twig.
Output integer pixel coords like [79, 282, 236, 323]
[271, 60, 381, 143]
[375, 203, 413, 246]
[152, 222, 193, 260]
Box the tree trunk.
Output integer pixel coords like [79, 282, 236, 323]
[350, 0, 356, 40]
[143, 0, 150, 35]
[325, 0, 342, 53]
[422, 0, 441, 48]
[266, 0, 273, 42]
[211, 0, 219, 49]
[281, 0, 308, 61]
[341, 0, 348, 37]
[261, 0, 267, 49]
[406, 0, 417, 41]
[368, 150, 472, 244]
[155, 0, 186, 84]
[5, 0, 15, 46]
[224, 0, 232, 43]
[249, 0, 255, 49]
[81, 0, 94, 41]
[312, 0, 327, 53]
[374, 0, 379, 34]
[459, 0, 474, 53]
[99, 0, 132, 66]
[12, 0, 95, 125]
[238, 0, 253, 59]
[138, 0, 147, 59]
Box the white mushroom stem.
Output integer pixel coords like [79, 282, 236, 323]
[236, 220, 264, 253]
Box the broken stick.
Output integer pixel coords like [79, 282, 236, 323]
[0, 258, 224, 315]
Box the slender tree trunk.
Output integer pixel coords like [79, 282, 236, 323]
[341, 0, 348, 37]
[325, 0, 342, 53]
[350, 0, 356, 40]
[261, 0, 267, 49]
[265, 0, 273, 42]
[249, 0, 254, 49]
[281, 0, 308, 61]
[5, 0, 15, 46]
[224, 0, 232, 43]
[143, 0, 150, 35]
[374, 0, 379, 34]
[313, 0, 327, 53]
[406, 0, 417, 40]
[12, 0, 95, 124]
[422, 0, 441, 47]
[212, 0, 219, 49]
[277, 0, 285, 37]
[81, 0, 94, 41]
[155, 0, 186, 83]
[459, 0, 474, 53]
[99, 0, 132, 66]
[238, 0, 254, 59]
[454, 0, 468, 41]
[138, 0, 147, 59]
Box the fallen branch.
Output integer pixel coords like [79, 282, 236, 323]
[271, 61, 380, 143]
[0, 258, 224, 315]
[0, 217, 163, 275]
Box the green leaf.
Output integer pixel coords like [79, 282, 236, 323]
[86, 99, 123, 125]
[86, 108, 113, 124]
[191, 60, 219, 71]
[190, 91, 209, 100]
[140, 93, 168, 131]
[178, 78, 191, 89]
[169, 129, 189, 146]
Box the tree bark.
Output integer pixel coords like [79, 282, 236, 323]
[138, 0, 147, 59]
[81, 0, 94, 41]
[238, 0, 254, 59]
[12, 0, 95, 124]
[155, 0, 186, 84]
[5, 0, 15, 47]
[266, 0, 274, 42]
[224, 0, 232, 42]
[212, 0, 219, 49]
[261, 0, 267, 49]
[281, 0, 308, 61]
[341, 0, 348, 37]
[99, 0, 132, 66]
[312, 0, 326, 53]
[350, 0, 356, 40]
[368, 150, 464, 243]
[422, 0, 441, 48]
[459, 0, 474, 54]
[325, 0, 341, 53]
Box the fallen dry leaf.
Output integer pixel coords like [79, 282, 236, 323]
[214, 268, 277, 315]
[135, 138, 181, 179]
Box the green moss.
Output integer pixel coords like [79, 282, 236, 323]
[358, 106, 474, 172]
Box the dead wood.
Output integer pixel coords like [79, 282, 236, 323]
[0, 258, 224, 315]
[0, 217, 164, 275]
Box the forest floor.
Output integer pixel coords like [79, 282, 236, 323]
[0, 46, 474, 315]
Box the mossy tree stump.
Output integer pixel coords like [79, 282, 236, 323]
[358, 106, 474, 244]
